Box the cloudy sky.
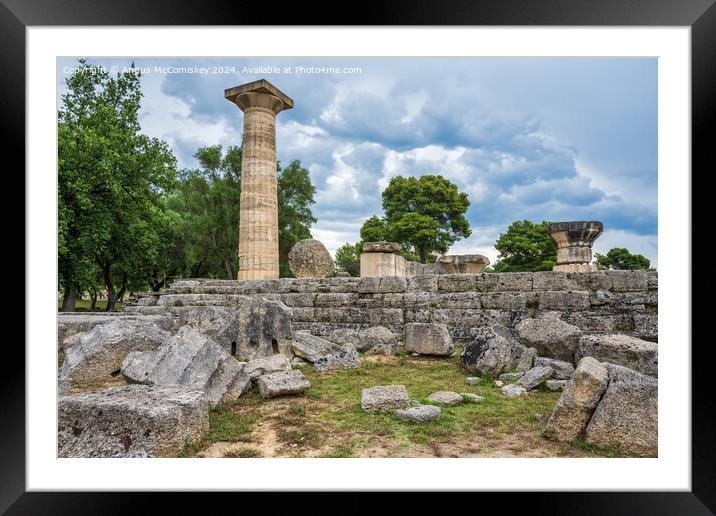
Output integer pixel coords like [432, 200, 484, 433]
[57, 57, 658, 268]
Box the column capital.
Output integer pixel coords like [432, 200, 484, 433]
[225, 79, 294, 114]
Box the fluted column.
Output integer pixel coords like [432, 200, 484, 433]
[225, 80, 293, 280]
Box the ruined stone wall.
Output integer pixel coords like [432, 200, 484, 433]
[135, 270, 657, 343]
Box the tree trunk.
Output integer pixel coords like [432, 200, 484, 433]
[223, 257, 234, 280]
[116, 273, 128, 304]
[89, 289, 97, 311]
[60, 285, 78, 312]
[419, 246, 427, 264]
[101, 264, 116, 312]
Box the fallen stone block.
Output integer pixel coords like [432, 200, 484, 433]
[501, 384, 527, 397]
[543, 357, 609, 442]
[576, 334, 658, 377]
[583, 363, 657, 457]
[518, 366, 553, 390]
[313, 344, 361, 372]
[499, 372, 524, 382]
[426, 391, 463, 406]
[121, 326, 250, 405]
[257, 370, 311, 398]
[515, 312, 582, 362]
[60, 319, 171, 393]
[58, 385, 208, 458]
[292, 331, 341, 362]
[244, 354, 292, 379]
[395, 405, 441, 423]
[460, 325, 528, 375]
[404, 323, 454, 356]
[361, 385, 410, 412]
[534, 357, 575, 380]
[545, 379, 568, 391]
[465, 377, 481, 386]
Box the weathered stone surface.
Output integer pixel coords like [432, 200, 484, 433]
[57, 313, 172, 351]
[326, 326, 398, 354]
[313, 344, 361, 372]
[583, 363, 657, 456]
[257, 370, 310, 398]
[291, 331, 342, 362]
[547, 220, 603, 271]
[60, 319, 170, 392]
[426, 391, 463, 406]
[226, 79, 293, 280]
[361, 385, 410, 412]
[534, 357, 575, 380]
[515, 312, 582, 362]
[58, 385, 208, 457]
[460, 393, 484, 403]
[517, 366, 553, 390]
[395, 404, 441, 423]
[169, 297, 293, 362]
[438, 254, 490, 274]
[516, 347, 538, 372]
[576, 334, 658, 377]
[288, 239, 334, 278]
[362, 241, 402, 253]
[538, 291, 590, 311]
[404, 323, 454, 356]
[121, 326, 250, 405]
[499, 372, 524, 382]
[546, 379, 567, 391]
[460, 325, 529, 375]
[543, 357, 609, 442]
[465, 377, 481, 386]
[501, 384, 527, 397]
[244, 353, 292, 379]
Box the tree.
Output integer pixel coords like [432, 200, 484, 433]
[359, 215, 387, 242]
[168, 145, 242, 280]
[277, 160, 317, 277]
[491, 220, 557, 272]
[58, 60, 177, 311]
[595, 248, 651, 270]
[334, 242, 362, 276]
[380, 175, 471, 263]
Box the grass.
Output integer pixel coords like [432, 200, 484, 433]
[57, 299, 125, 312]
[178, 349, 616, 458]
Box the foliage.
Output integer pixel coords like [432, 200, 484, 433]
[277, 160, 317, 277]
[58, 59, 177, 310]
[595, 247, 651, 270]
[334, 242, 362, 276]
[359, 215, 387, 242]
[490, 220, 557, 272]
[381, 175, 471, 263]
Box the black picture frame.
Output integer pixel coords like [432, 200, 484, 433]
[5, 0, 711, 512]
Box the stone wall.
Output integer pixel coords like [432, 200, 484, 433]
[129, 270, 657, 344]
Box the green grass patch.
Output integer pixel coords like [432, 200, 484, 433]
[57, 299, 125, 312]
[223, 447, 263, 458]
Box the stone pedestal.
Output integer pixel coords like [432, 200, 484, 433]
[225, 80, 293, 280]
[547, 221, 603, 272]
[360, 242, 406, 277]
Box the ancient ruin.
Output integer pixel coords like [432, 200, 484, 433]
[56, 80, 658, 459]
[548, 220, 603, 272]
[225, 80, 293, 280]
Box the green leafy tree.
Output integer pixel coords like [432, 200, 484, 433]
[359, 215, 387, 242]
[58, 60, 177, 311]
[595, 248, 651, 270]
[491, 220, 557, 272]
[168, 145, 242, 279]
[334, 242, 362, 276]
[278, 160, 317, 277]
[380, 175, 471, 263]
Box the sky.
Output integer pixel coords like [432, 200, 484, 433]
[57, 57, 658, 268]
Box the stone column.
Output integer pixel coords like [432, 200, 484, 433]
[225, 80, 293, 280]
[547, 221, 603, 272]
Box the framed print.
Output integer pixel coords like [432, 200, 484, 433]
[6, 0, 713, 512]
